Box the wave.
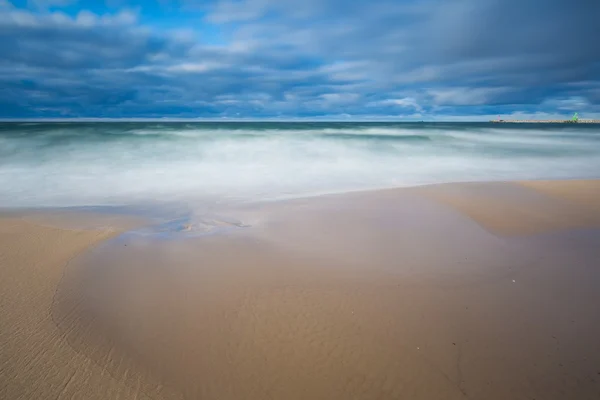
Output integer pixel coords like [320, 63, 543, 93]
[126, 126, 433, 138]
[0, 122, 599, 208]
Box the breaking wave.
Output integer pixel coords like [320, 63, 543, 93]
[1, 122, 599, 208]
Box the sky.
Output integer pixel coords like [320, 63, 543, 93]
[1, 0, 599, 120]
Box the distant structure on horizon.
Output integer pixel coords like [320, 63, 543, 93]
[491, 113, 600, 124]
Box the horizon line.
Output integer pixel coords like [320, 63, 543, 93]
[0, 117, 534, 123]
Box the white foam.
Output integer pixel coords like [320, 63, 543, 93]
[1, 125, 599, 208]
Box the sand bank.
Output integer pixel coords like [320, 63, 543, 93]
[2, 180, 600, 399]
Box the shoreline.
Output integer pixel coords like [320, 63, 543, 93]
[3, 177, 600, 226]
[2, 179, 600, 399]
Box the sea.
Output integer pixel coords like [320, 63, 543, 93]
[1, 122, 599, 210]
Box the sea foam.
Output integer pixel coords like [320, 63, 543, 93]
[1, 122, 599, 208]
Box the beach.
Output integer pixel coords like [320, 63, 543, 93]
[4, 0, 600, 396]
[2, 180, 600, 399]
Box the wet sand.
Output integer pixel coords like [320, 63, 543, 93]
[0, 217, 157, 399]
[2, 180, 600, 399]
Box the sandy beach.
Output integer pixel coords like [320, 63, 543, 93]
[2, 180, 600, 399]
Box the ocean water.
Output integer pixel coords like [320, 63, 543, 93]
[1, 122, 599, 209]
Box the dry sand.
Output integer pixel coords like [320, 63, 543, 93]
[2, 180, 600, 399]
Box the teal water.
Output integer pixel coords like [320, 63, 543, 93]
[1, 122, 599, 209]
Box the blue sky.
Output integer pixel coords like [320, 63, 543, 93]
[1, 0, 599, 120]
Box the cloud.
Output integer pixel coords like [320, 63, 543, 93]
[541, 96, 593, 111]
[0, 0, 599, 118]
[369, 98, 423, 113]
[26, 0, 77, 9]
[427, 87, 514, 106]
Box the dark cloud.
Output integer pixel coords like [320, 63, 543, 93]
[0, 0, 599, 119]
[0, 10, 181, 69]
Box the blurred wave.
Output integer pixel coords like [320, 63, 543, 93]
[1, 122, 599, 208]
